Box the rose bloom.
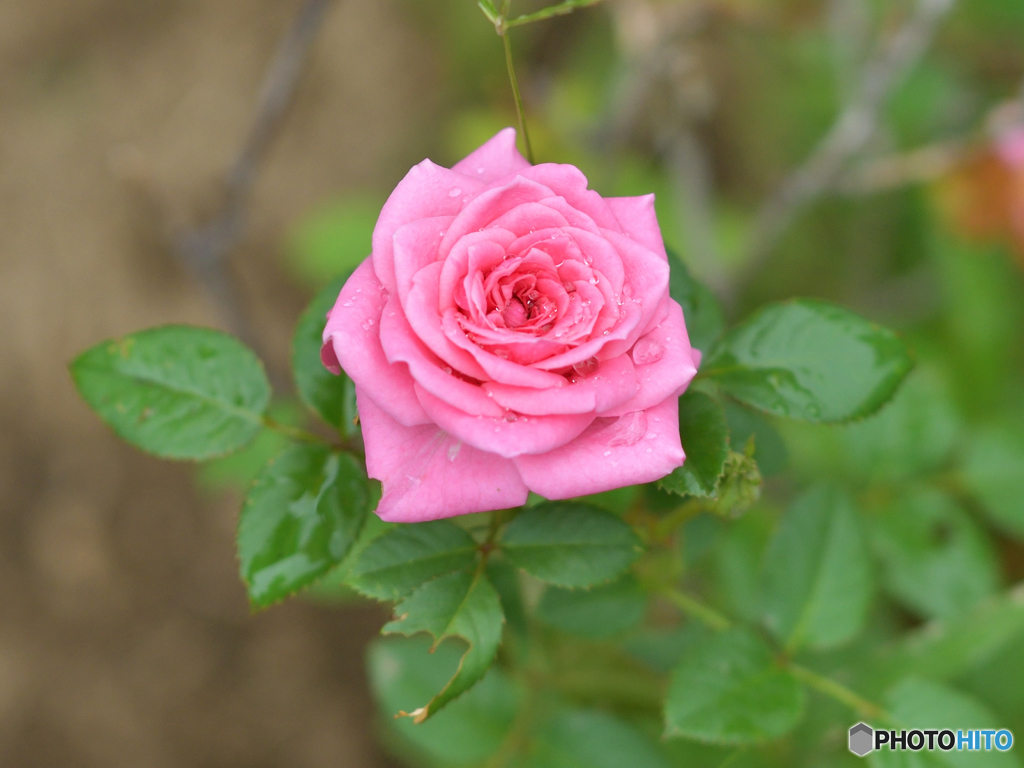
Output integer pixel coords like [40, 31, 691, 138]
[322, 129, 698, 522]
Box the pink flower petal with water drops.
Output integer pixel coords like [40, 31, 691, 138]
[451, 126, 532, 184]
[484, 353, 639, 416]
[372, 160, 486, 292]
[379, 295, 504, 418]
[513, 396, 684, 499]
[392, 215, 455, 306]
[414, 386, 593, 458]
[323, 259, 429, 426]
[603, 301, 698, 417]
[438, 176, 558, 261]
[357, 390, 529, 522]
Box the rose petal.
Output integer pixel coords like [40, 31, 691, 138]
[379, 295, 504, 418]
[442, 309, 568, 388]
[601, 300, 698, 417]
[484, 353, 638, 415]
[451, 127, 532, 183]
[357, 390, 529, 522]
[393, 215, 455, 306]
[606, 194, 668, 261]
[438, 176, 557, 261]
[323, 259, 429, 426]
[519, 164, 621, 231]
[414, 385, 593, 458]
[513, 396, 684, 498]
[404, 261, 491, 380]
[372, 160, 486, 292]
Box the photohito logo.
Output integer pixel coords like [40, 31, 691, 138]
[848, 723, 1014, 757]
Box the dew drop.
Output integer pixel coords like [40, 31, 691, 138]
[448, 187, 462, 197]
[572, 356, 599, 377]
[589, 275, 600, 285]
[603, 330, 610, 335]
[504, 411, 518, 423]
[477, 166, 486, 174]
[603, 450, 612, 457]
[608, 411, 647, 447]
[442, 366, 453, 375]
[361, 319, 375, 330]
[632, 337, 665, 366]
[342, 300, 354, 307]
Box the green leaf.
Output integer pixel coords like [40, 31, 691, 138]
[870, 486, 998, 621]
[702, 299, 913, 422]
[960, 425, 1024, 539]
[667, 250, 725, 354]
[665, 628, 804, 744]
[522, 709, 673, 768]
[871, 679, 1020, 768]
[762, 485, 872, 651]
[347, 520, 479, 601]
[535, 575, 648, 639]
[292, 274, 358, 436]
[237, 445, 369, 607]
[382, 569, 504, 721]
[500, 502, 642, 588]
[368, 635, 522, 767]
[659, 390, 730, 498]
[70, 325, 270, 459]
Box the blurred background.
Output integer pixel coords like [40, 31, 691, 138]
[3, 0, 1024, 765]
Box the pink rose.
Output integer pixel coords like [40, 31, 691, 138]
[322, 129, 699, 522]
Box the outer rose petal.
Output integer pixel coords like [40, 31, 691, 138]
[519, 164, 621, 231]
[606, 194, 668, 261]
[372, 160, 486, 292]
[358, 390, 529, 522]
[415, 385, 593, 458]
[513, 396, 684, 499]
[323, 259, 429, 426]
[602, 301, 697, 417]
[452, 127, 532, 183]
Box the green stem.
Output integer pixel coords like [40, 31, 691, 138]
[502, 31, 535, 164]
[788, 663, 885, 720]
[505, 0, 607, 28]
[262, 416, 327, 444]
[661, 587, 732, 632]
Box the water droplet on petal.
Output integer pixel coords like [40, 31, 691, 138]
[477, 166, 486, 174]
[603, 450, 612, 457]
[361, 319, 375, 330]
[589, 275, 600, 285]
[448, 187, 462, 197]
[342, 300, 354, 307]
[442, 366, 453, 375]
[572, 356, 599, 377]
[632, 337, 665, 365]
[608, 411, 647, 447]
[504, 411, 518, 422]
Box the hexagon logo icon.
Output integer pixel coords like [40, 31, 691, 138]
[849, 723, 874, 757]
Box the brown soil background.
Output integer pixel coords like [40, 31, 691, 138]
[0, 0, 438, 765]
